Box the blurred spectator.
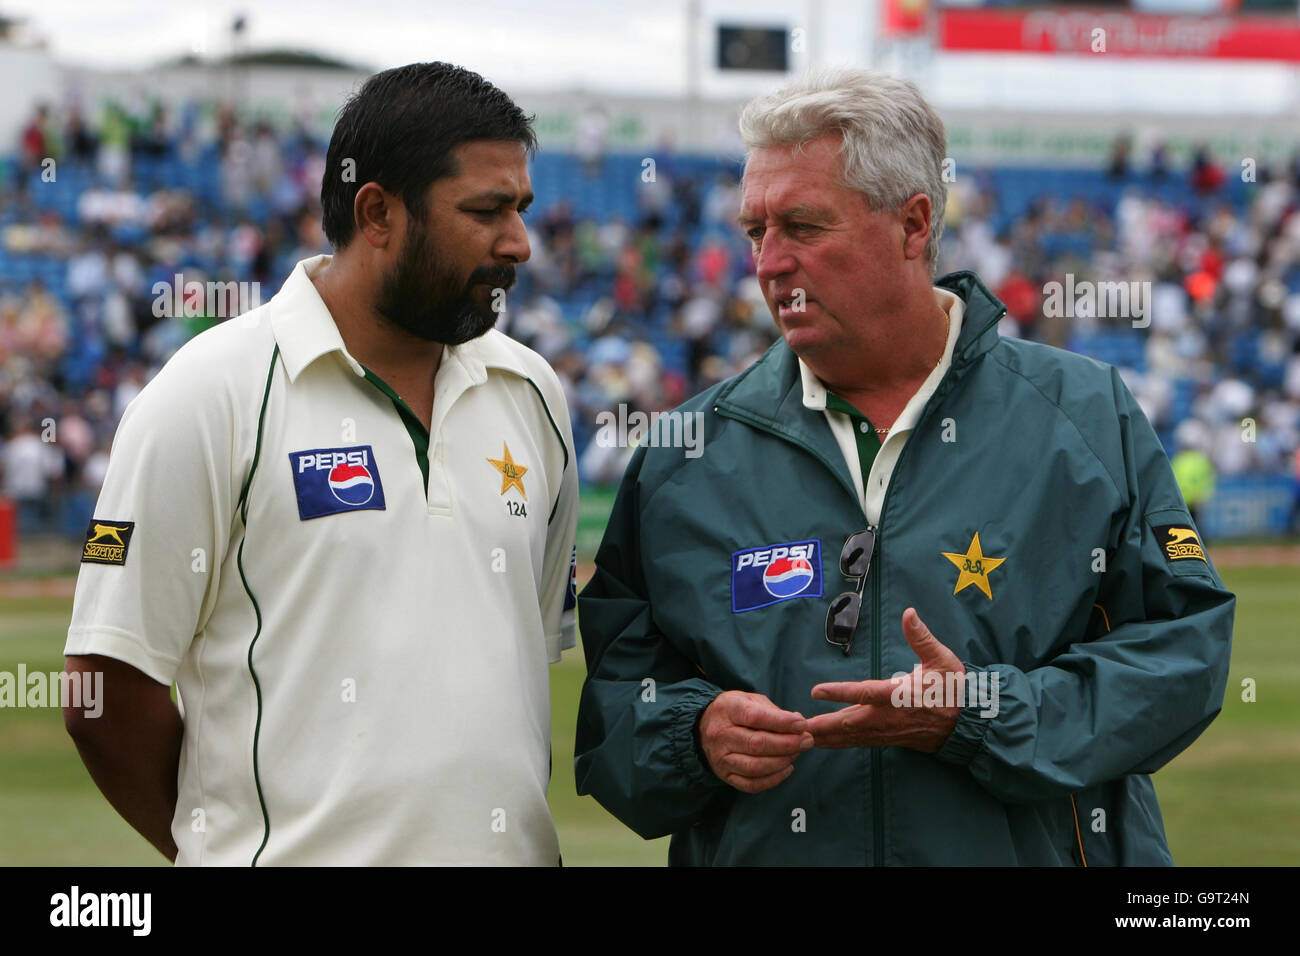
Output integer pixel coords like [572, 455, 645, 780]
[576, 105, 609, 178]
[65, 105, 99, 164]
[2, 420, 63, 533]
[993, 269, 1040, 335]
[703, 170, 741, 228]
[1150, 140, 1170, 180]
[1191, 145, 1226, 195]
[20, 105, 54, 173]
[1107, 133, 1131, 180]
[96, 102, 132, 186]
[1171, 441, 1217, 531]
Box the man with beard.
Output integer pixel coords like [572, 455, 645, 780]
[62, 63, 578, 865]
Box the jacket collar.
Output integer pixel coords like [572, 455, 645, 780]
[713, 271, 1007, 473]
[942, 270, 1008, 367]
[270, 254, 531, 386]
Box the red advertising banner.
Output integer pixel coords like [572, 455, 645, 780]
[938, 9, 1300, 61]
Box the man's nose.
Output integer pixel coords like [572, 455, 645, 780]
[754, 232, 794, 280]
[496, 212, 531, 264]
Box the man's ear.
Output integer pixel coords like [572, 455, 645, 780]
[900, 193, 932, 262]
[353, 182, 401, 250]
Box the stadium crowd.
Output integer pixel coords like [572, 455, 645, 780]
[2, 96, 1299, 540]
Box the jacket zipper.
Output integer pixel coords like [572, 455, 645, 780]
[868, 373, 952, 866]
[871, 402, 934, 866]
[866, 309, 1006, 866]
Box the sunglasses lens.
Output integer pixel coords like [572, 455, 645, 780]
[825, 592, 861, 645]
[840, 530, 875, 578]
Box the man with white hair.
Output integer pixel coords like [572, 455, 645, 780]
[574, 69, 1235, 865]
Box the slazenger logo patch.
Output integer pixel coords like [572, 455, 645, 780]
[289, 446, 387, 520]
[1154, 524, 1208, 564]
[731, 539, 822, 613]
[81, 520, 135, 566]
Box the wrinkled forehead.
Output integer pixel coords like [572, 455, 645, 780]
[739, 139, 849, 219]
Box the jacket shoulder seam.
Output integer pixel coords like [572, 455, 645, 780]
[987, 345, 1125, 503]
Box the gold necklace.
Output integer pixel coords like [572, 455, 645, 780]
[860, 306, 949, 440]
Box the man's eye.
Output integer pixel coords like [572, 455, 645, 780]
[746, 228, 763, 240]
[791, 222, 817, 233]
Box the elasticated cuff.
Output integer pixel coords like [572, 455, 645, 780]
[933, 663, 996, 768]
[667, 686, 727, 787]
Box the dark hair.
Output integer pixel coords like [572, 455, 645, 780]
[321, 62, 537, 249]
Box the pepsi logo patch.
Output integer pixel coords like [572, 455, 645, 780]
[288, 446, 387, 520]
[732, 539, 822, 613]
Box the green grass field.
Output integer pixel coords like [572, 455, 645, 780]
[1, 562, 1295, 865]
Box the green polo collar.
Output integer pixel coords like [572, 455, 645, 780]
[824, 390, 883, 482]
[360, 366, 430, 493]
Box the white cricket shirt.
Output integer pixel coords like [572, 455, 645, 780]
[66, 254, 578, 866]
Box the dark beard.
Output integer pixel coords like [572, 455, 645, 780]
[375, 217, 516, 345]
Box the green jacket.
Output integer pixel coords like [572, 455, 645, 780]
[574, 271, 1235, 865]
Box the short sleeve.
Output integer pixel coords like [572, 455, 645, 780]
[64, 348, 246, 685]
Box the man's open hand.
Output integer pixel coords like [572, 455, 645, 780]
[806, 607, 964, 753]
[698, 690, 814, 793]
